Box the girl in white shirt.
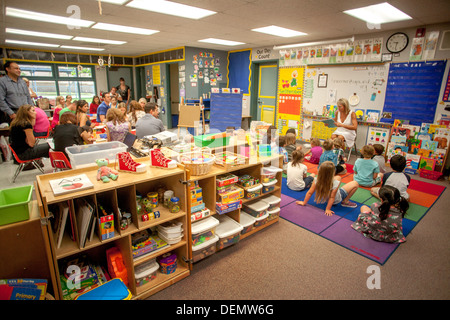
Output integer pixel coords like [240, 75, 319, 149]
[287, 150, 314, 191]
[296, 161, 359, 216]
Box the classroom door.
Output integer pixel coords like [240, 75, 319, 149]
[257, 64, 278, 125]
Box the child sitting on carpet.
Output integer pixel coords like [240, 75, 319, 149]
[278, 135, 289, 171]
[285, 132, 298, 162]
[304, 137, 322, 164]
[372, 143, 386, 173]
[352, 185, 409, 243]
[332, 137, 347, 175]
[318, 139, 338, 169]
[371, 154, 410, 201]
[296, 161, 359, 216]
[287, 149, 315, 191]
[354, 145, 383, 187]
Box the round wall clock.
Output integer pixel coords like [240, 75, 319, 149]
[386, 32, 409, 53]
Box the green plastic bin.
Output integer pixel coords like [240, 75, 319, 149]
[194, 133, 230, 149]
[0, 185, 33, 226]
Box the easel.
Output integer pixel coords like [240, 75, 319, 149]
[177, 97, 205, 138]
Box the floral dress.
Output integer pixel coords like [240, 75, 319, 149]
[106, 121, 129, 143]
[351, 202, 406, 243]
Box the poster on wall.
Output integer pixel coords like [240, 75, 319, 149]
[277, 66, 305, 135]
[422, 31, 440, 60]
[152, 65, 161, 85]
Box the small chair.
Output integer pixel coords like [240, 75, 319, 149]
[49, 151, 72, 171]
[35, 126, 51, 143]
[9, 145, 45, 183]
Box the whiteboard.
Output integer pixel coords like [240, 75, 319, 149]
[302, 64, 389, 116]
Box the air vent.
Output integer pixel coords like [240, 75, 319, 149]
[439, 30, 450, 50]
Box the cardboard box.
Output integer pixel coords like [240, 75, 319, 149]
[217, 185, 244, 204]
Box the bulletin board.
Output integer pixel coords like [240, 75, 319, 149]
[276, 66, 305, 136]
[382, 60, 447, 126]
[302, 64, 389, 117]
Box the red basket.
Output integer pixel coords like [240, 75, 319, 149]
[419, 169, 442, 180]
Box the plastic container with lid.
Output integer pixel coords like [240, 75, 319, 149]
[134, 259, 159, 287]
[215, 215, 243, 250]
[158, 230, 183, 244]
[242, 200, 269, 218]
[192, 234, 219, 263]
[267, 207, 280, 221]
[191, 216, 219, 247]
[262, 179, 277, 194]
[253, 211, 269, 228]
[260, 195, 281, 210]
[157, 221, 183, 233]
[260, 166, 282, 183]
[242, 183, 262, 200]
[66, 141, 127, 169]
[239, 211, 256, 235]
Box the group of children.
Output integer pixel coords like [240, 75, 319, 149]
[277, 130, 410, 243]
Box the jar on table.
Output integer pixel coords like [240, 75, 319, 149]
[169, 197, 180, 213]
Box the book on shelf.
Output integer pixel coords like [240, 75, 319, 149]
[76, 199, 96, 248]
[54, 202, 70, 249]
[49, 174, 94, 196]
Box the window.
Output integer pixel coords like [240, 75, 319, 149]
[19, 63, 96, 105]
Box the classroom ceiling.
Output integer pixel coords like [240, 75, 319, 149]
[0, 0, 450, 56]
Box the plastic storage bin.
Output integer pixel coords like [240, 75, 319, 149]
[134, 259, 159, 287]
[262, 179, 277, 194]
[261, 166, 282, 183]
[253, 211, 269, 228]
[267, 207, 280, 221]
[65, 141, 127, 169]
[242, 200, 269, 218]
[215, 215, 243, 250]
[192, 235, 219, 263]
[0, 185, 33, 226]
[239, 211, 256, 235]
[241, 184, 262, 200]
[191, 216, 219, 247]
[260, 195, 281, 210]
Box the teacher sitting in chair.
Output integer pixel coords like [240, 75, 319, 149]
[331, 98, 357, 148]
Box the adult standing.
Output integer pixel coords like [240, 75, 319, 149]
[116, 77, 131, 107]
[331, 98, 357, 148]
[96, 92, 111, 123]
[135, 102, 165, 138]
[0, 61, 33, 123]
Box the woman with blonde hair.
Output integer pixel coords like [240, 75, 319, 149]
[331, 98, 357, 149]
[296, 161, 359, 216]
[51, 95, 65, 129]
[105, 107, 131, 143]
[127, 100, 145, 128]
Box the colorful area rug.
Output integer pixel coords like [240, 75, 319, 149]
[280, 162, 446, 265]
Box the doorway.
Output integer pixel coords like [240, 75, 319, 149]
[257, 63, 278, 125]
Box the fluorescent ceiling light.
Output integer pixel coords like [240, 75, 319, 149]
[73, 36, 126, 45]
[343, 2, 412, 24]
[92, 22, 159, 35]
[252, 25, 307, 37]
[126, 0, 216, 19]
[198, 38, 245, 46]
[94, 0, 128, 4]
[273, 37, 355, 50]
[6, 7, 95, 28]
[5, 28, 73, 40]
[5, 39, 60, 48]
[60, 45, 105, 52]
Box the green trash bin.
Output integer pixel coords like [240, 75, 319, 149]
[0, 185, 33, 226]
